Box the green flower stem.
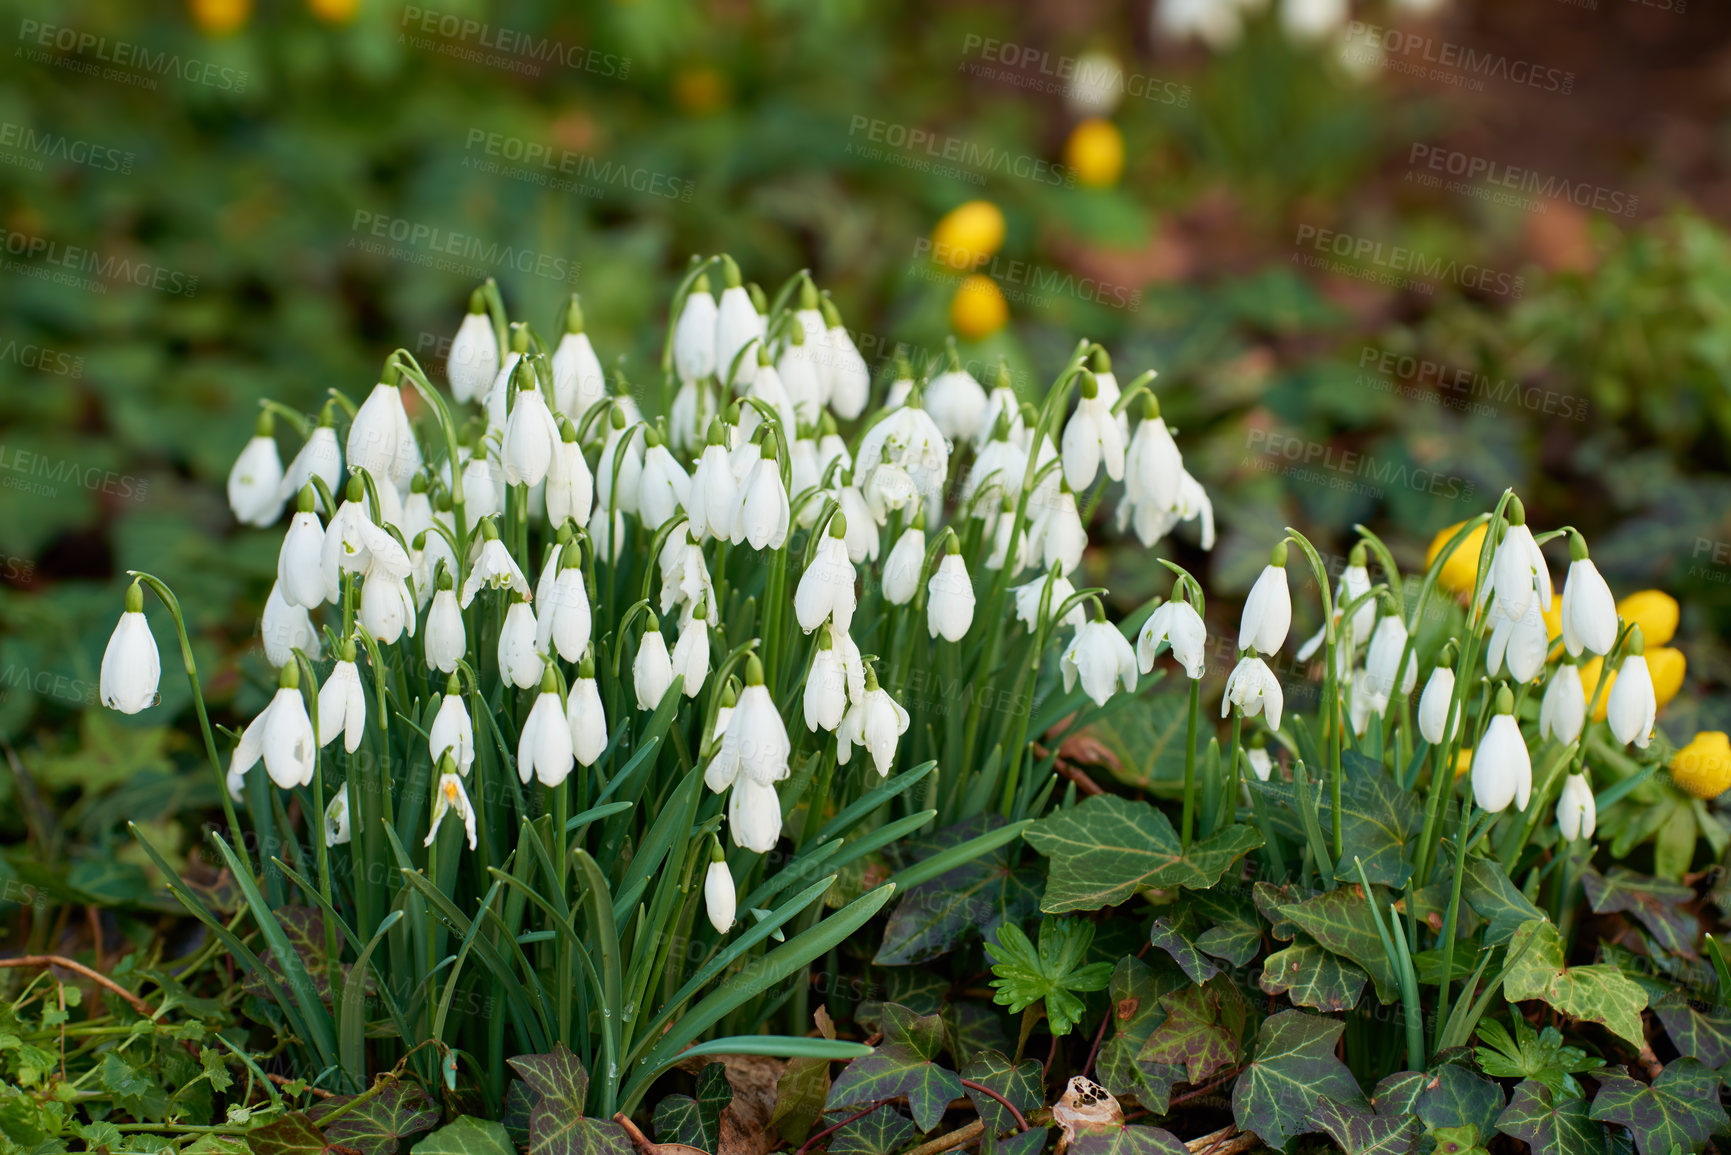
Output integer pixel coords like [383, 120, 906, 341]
[1433, 798, 1485, 1051]
[1219, 710, 1244, 836]
[291, 649, 341, 1014]
[1283, 530, 1340, 858]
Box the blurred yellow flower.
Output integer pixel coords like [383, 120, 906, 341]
[1064, 118, 1124, 188]
[191, 0, 250, 34]
[930, 201, 1005, 272]
[1540, 599, 1562, 641]
[1580, 646, 1685, 721]
[1452, 747, 1473, 778]
[1617, 590, 1678, 646]
[307, 0, 359, 23]
[1426, 521, 1488, 601]
[674, 66, 729, 115]
[950, 275, 1008, 340]
[1671, 732, 1731, 799]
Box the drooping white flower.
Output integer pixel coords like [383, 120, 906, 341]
[518, 678, 575, 787]
[638, 434, 692, 530]
[739, 353, 799, 440]
[1032, 488, 1088, 576]
[987, 498, 1029, 573]
[1062, 618, 1139, 707]
[262, 581, 321, 668]
[228, 419, 287, 527]
[714, 264, 762, 387]
[425, 586, 466, 674]
[670, 380, 716, 457]
[498, 599, 542, 690]
[1364, 614, 1418, 699]
[1556, 773, 1596, 841]
[277, 506, 329, 609]
[347, 382, 421, 491]
[324, 788, 352, 848]
[1417, 666, 1458, 746]
[837, 669, 911, 777]
[1125, 403, 1182, 506]
[502, 379, 560, 488]
[674, 278, 719, 387]
[1479, 507, 1551, 621]
[713, 658, 790, 788]
[837, 485, 879, 563]
[1539, 660, 1585, 746]
[670, 611, 710, 699]
[588, 506, 626, 564]
[568, 671, 608, 766]
[461, 530, 531, 608]
[823, 303, 870, 419]
[728, 776, 782, 852]
[424, 771, 477, 850]
[1559, 537, 1617, 657]
[1015, 572, 1085, 633]
[730, 448, 791, 550]
[795, 518, 857, 633]
[704, 853, 736, 933]
[278, 422, 344, 510]
[1486, 602, 1548, 684]
[687, 428, 739, 541]
[633, 619, 675, 709]
[447, 303, 499, 403]
[1282, 0, 1348, 41]
[1238, 551, 1293, 656]
[321, 489, 377, 593]
[262, 680, 317, 790]
[458, 449, 505, 522]
[1223, 657, 1283, 730]
[1607, 643, 1657, 749]
[1296, 557, 1375, 661]
[1060, 375, 1126, 491]
[882, 524, 926, 607]
[776, 327, 825, 426]
[925, 361, 989, 442]
[429, 688, 475, 776]
[1155, 0, 1246, 47]
[536, 556, 591, 664]
[316, 653, 367, 754]
[595, 413, 645, 517]
[1137, 599, 1206, 680]
[964, 436, 1028, 513]
[658, 532, 718, 626]
[100, 586, 160, 714]
[927, 544, 975, 642]
[805, 637, 849, 733]
[551, 311, 608, 425]
[360, 565, 417, 645]
[855, 404, 950, 512]
[1246, 746, 1274, 783]
[1472, 703, 1532, 813]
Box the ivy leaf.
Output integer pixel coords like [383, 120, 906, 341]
[1277, 886, 1400, 1001]
[1581, 868, 1700, 957]
[242, 906, 374, 1008]
[1093, 957, 1186, 1114]
[652, 1064, 732, 1154]
[508, 1046, 630, 1155]
[1306, 1096, 1419, 1155]
[411, 1118, 517, 1155]
[1185, 890, 1262, 966]
[1461, 860, 1546, 947]
[1427, 1124, 1489, 1155]
[1134, 977, 1246, 1085]
[983, 1129, 1047, 1155]
[247, 1114, 340, 1155]
[1231, 1011, 1366, 1152]
[1494, 1080, 1608, 1155]
[1067, 1124, 1188, 1155]
[1652, 990, 1731, 1066]
[1328, 752, 1423, 889]
[1368, 1066, 1502, 1139]
[823, 1105, 918, 1155]
[309, 1082, 441, 1155]
[985, 919, 1112, 1038]
[1502, 920, 1649, 1047]
[1147, 920, 1218, 984]
[1588, 1060, 1728, 1155]
[827, 1004, 964, 1132]
[1260, 939, 1367, 1013]
[875, 815, 1043, 966]
[1023, 795, 1262, 912]
[960, 1051, 1043, 1137]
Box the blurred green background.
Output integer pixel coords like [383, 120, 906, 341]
[2, 0, 1729, 913]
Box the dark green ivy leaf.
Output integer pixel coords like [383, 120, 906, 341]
[652, 1064, 732, 1154]
[309, 1082, 440, 1155]
[1147, 920, 1219, 984]
[1588, 1060, 1728, 1155]
[1306, 1095, 1419, 1155]
[1092, 957, 1186, 1114]
[1231, 1011, 1365, 1152]
[1259, 939, 1367, 1013]
[875, 815, 1043, 966]
[827, 1004, 964, 1132]
[960, 1050, 1043, 1138]
[1580, 868, 1700, 957]
[1494, 1080, 1608, 1155]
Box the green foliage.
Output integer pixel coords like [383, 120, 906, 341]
[1473, 1018, 1600, 1097]
[1587, 1061, 1729, 1155]
[984, 918, 1112, 1037]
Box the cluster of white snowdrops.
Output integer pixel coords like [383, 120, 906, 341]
[99, 259, 1218, 937]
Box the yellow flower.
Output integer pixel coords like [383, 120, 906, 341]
[673, 66, 729, 115]
[1617, 590, 1678, 646]
[1540, 599, 1562, 641]
[1452, 747, 1473, 779]
[307, 0, 358, 22]
[1426, 521, 1489, 602]
[190, 0, 250, 34]
[1580, 646, 1686, 721]
[1671, 732, 1731, 799]
[1064, 118, 1124, 188]
[950, 275, 1008, 341]
[930, 201, 1006, 272]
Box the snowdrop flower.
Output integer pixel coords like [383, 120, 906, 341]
[424, 769, 477, 850]
[704, 848, 736, 934]
[1015, 572, 1084, 633]
[518, 668, 574, 787]
[1067, 50, 1125, 117]
[262, 581, 320, 668]
[688, 422, 740, 541]
[228, 412, 287, 527]
[730, 441, 791, 550]
[100, 583, 160, 714]
[1283, 0, 1348, 41]
[964, 433, 1028, 513]
[551, 299, 607, 424]
[674, 275, 719, 387]
[457, 448, 505, 522]
[855, 401, 951, 511]
[804, 630, 850, 733]
[1155, 0, 1246, 47]
[1472, 689, 1531, 813]
[975, 379, 1026, 455]
[795, 515, 857, 633]
[447, 296, 499, 403]
[1607, 630, 1657, 748]
[1479, 500, 1551, 620]
[987, 497, 1029, 573]
[1060, 372, 1126, 491]
[262, 667, 317, 790]
[316, 643, 367, 754]
[713, 657, 791, 788]
[658, 531, 718, 625]
[1062, 615, 1139, 707]
[321, 480, 378, 591]
[1238, 545, 1293, 656]
[278, 417, 343, 510]
[1417, 662, 1458, 746]
[821, 299, 870, 419]
[1223, 657, 1283, 730]
[498, 597, 542, 690]
[1245, 744, 1274, 783]
[347, 381, 420, 491]
[1540, 659, 1585, 745]
[816, 418, 852, 482]
[1364, 613, 1417, 699]
[1556, 773, 1596, 841]
[400, 476, 434, 546]
[633, 617, 675, 709]
[776, 322, 825, 426]
[567, 659, 608, 766]
[324, 789, 351, 848]
[927, 535, 974, 642]
[637, 429, 692, 530]
[1032, 487, 1088, 576]
[669, 606, 710, 698]
[1137, 598, 1206, 680]
[739, 349, 799, 440]
[837, 485, 880, 563]
[429, 683, 475, 776]
[1296, 547, 1375, 660]
[536, 545, 591, 663]
[882, 521, 926, 607]
[595, 409, 644, 517]
[360, 564, 416, 645]
[1486, 602, 1548, 684]
[424, 579, 466, 674]
[925, 352, 989, 442]
[714, 257, 761, 387]
[588, 506, 626, 564]
[460, 523, 531, 607]
[830, 622, 867, 706]
[1559, 533, 1617, 657]
[837, 666, 911, 777]
[502, 373, 560, 488]
[728, 777, 782, 853]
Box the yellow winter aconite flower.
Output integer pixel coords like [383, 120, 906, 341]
[1671, 732, 1731, 799]
[190, 0, 250, 34]
[930, 201, 1006, 272]
[950, 275, 1008, 340]
[1617, 590, 1678, 646]
[1580, 646, 1685, 721]
[308, 0, 359, 24]
[1426, 521, 1489, 601]
[1065, 118, 1125, 188]
[673, 66, 729, 115]
[1452, 747, 1473, 779]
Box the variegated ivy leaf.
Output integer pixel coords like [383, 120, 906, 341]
[1502, 920, 1648, 1048]
[826, 1004, 963, 1132]
[1588, 1060, 1728, 1155]
[1494, 1080, 1608, 1155]
[1231, 1011, 1366, 1153]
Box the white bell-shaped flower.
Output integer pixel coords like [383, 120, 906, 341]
[1015, 572, 1085, 633]
[1223, 656, 1283, 730]
[316, 647, 367, 754]
[1472, 693, 1531, 813]
[546, 425, 594, 530]
[424, 770, 477, 850]
[728, 776, 782, 852]
[567, 666, 608, 767]
[1062, 616, 1139, 707]
[1539, 660, 1586, 746]
[429, 685, 475, 776]
[536, 548, 591, 664]
[837, 485, 880, 563]
[595, 410, 645, 517]
[927, 538, 975, 642]
[777, 325, 825, 426]
[705, 852, 736, 933]
[497, 598, 542, 690]
[669, 607, 710, 699]
[278, 421, 344, 510]
[100, 584, 160, 714]
[588, 506, 626, 564]
[1479, 502, 1551, 620]
[1606, 633, 1657, 749]
[837, 666, 911, 777]
[987, 498, 1030, 574]
[1417, 664, 1458, 746]
[714, 260, 762, 387]
[670, 379, 716, 458]
[228, 414, 287, 527]
[1559, 535, 1617, 657]
[1282, 0, 1348, 40]
[1296, 550, 1374, 660]
[688, 425, 739, 541]
[856, 402, 950, 509]
[551, 303, 608, 424]
[502, 375, 560, 488]
[674, 277, 719, 386]
[461, 527, 531, 608]
[964, 436, 1028, 514]
[279, 501, 329, 609]
[823, 301, 870, 419]
[882, 523, 926, 607]
[518, 669, 575, 787]
[1238, 546, 1293, 656]
[447, 301, 499, 403]
[730, 444, 791, 550]
[324, 788, 352, 848]
[795, 517, 857, 633]
[1486, 601, 1548, 684]
[261, 672, 317, 790]
[456, 449, 504, 522]
[714, 657, 791, 788]
[1060, 373, 1126, 491]
[262, 580, 321, 668]
[1137, 599, 1206, 680]
[1364, 613, 1418, 699]
[360, 564, 416, 645]
[424, 583, 466, 673]
[633, 617, 675, 709]
[1033, 488, 1088, 576]
[805, 634, 850, 733]
[347, 381, 421, 491]
[1556, 773, 1596, 840]
[638, 432, 692, 530]
[925, 358, 989, 442]
[1123, 402, 1183, 517]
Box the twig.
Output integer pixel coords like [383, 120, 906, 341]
[1185, 1125, 1257, 1155]
[1053, 760, 1105, 796]
[1082, 1009, 1111, 1078]
[902, 1119, 984, 1155]
[268, 1073, 339, 1099]
[0, 955, 153, 1016]
[1166, 1067, 1244, 1110]
[612, 1112, 657, 1153]
[958, 1078, 1029, 1132]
